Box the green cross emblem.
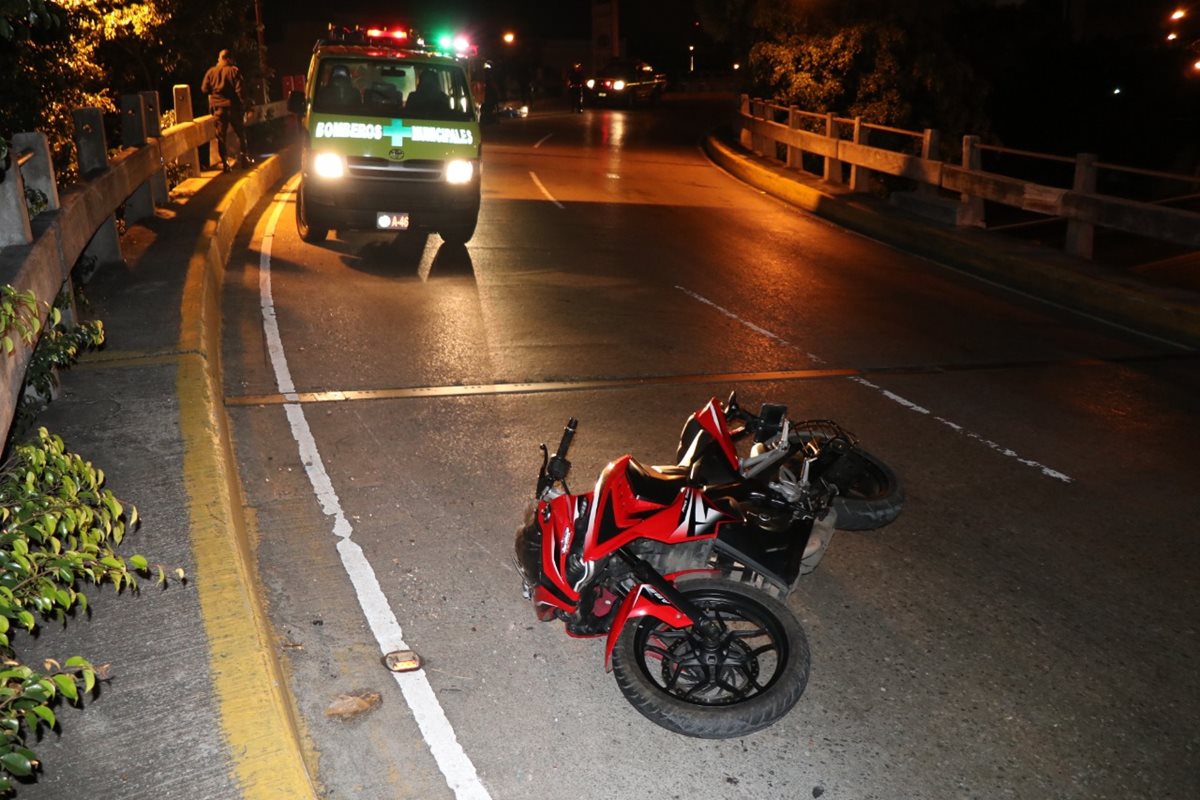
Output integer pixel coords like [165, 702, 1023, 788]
[382, 119, 414, 146]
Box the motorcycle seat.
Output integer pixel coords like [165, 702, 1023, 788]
[625, 459, 688, 505]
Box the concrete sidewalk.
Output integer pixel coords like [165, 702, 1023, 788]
[14, 156, 315, 800]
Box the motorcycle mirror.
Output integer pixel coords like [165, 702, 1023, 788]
[755, 403, 788, 443]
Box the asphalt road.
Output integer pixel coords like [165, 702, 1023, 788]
[220, 96, 1200, 800]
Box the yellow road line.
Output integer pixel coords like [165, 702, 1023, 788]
[176, 154, 317, 798]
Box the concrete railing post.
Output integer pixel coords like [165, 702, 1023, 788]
[786, 107, 802, 169]
[750, 98, 765, 156]
[0, 147, 33, 248]
[958, 135, 985, 227]
[1065, 153, 1097, 259]
[173, 84, 202, 177]
[120, 93, 154, 222]
[739, 94, 752, 150]
[140, 90, 168, 206]
[824, 112, 844, 185]
[12, 132, 60, 212]
[72, 107, 123, 267]
[849, 117, 869, 192]
[919, 128, 940, 196]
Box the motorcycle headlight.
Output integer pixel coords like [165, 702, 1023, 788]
[445, 159, 474, 184]
[585, 79, 595, 89]
[312, 152, 345, 179]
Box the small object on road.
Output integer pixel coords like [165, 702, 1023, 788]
[325, 689, 382, 719]
[384, 649, 422, 672]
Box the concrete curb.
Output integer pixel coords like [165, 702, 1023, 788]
[703, 135, 1200, 350]
[175, 151, 318, 798]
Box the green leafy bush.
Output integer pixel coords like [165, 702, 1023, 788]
[0, 289, 40, 357]
[0, 427, 177, 793]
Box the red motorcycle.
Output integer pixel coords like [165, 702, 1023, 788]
[515, 393, 903, 738]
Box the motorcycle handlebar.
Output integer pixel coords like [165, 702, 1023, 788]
[556, 418, 578, 459]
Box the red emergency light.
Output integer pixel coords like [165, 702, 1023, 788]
[365, 27, 408, 41]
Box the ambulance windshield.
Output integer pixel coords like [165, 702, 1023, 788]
[313, 59, 475, 121]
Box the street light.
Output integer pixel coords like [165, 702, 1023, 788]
[1166, 5, 1200, 76]
[503, 31, 515, 45]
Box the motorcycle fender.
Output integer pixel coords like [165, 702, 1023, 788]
[602, 582, 694, 672]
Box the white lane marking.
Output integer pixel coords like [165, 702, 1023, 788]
[258, 178, 493, 800]
[532, 133, 554, 148]
[676, 285, 825, 364]
[676, 285, 1073, 483]
[528, 171, 564, 208]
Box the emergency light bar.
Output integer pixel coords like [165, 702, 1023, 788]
[318, 23, 474, 58]
[365, 28, 408, 41]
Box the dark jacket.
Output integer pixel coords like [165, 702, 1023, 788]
[201, 56, 244, 109]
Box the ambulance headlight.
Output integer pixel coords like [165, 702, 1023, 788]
[312, 152, 345, 179]
[585, 79, 595, 89]
[613, 80, 626, 91]
[445, 159, 474, 184]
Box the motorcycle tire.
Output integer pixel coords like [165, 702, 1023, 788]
[611, 576, 810, 739]
[783, 437, 904, 531]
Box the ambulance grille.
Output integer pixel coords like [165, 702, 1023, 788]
[346, 157, 442, 180]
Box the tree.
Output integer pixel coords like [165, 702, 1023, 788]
[0, 1, 110, 179]
[698, 0, 992, 147]
[0, 0, 256, 181]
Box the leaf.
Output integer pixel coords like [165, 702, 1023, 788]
[0, 751, 31, 777]
[129, 554, 148, 571]
[32, 705, 56, 728]
[52, 673, 77, 702]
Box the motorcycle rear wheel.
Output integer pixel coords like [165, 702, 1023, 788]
[783, 437, 904, 531]
[611, 577, 809, 738]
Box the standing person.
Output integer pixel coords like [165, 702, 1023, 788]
[567, 62, 586, 112]
[201, 49, 248, 171]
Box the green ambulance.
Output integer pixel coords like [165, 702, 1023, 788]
[287, 29, 482, 245]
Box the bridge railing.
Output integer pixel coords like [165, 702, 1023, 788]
[0, 87, 287, 446]
[737, 95, 1200, 261]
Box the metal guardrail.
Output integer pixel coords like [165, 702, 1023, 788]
[0, 87, 284, 445]
[737, 95, 1200, 261]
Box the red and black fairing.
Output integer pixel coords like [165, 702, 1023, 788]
[676, 398, 741, 481]
[517, 396, 816, 645]
[521, 455, 736, 629]
[581, 455, 736, 561]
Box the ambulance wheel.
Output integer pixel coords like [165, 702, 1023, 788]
[438, 215, 477, 246]
[296, 183, 328, 244]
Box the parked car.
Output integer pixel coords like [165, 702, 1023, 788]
[585, 59, 666, 107]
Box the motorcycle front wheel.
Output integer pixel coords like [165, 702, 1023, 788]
[611, 577, 809, 738]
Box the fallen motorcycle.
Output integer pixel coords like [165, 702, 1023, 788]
[515, 393, 903, 738]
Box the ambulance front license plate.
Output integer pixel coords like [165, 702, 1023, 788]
[376, 213, 410, 230]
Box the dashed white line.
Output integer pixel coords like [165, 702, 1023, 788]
[532, 133, 554, 148]
[676, 285, 1073, 483]
[528, 171, 564, 208]
[676, 285, 825, 364]
[258, 178, 493, 800]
